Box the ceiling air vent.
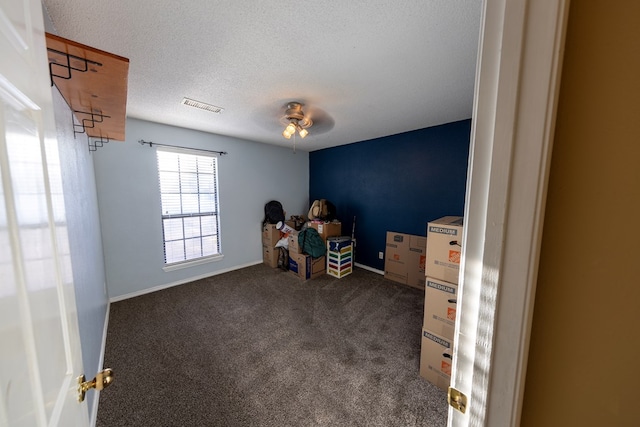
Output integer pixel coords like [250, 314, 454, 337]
[180, 97, 224, 114]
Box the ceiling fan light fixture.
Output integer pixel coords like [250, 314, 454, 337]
[280, 101, 313, 140]
[285, 122, 296, 135]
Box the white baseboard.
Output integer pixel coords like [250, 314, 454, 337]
[109, 260, 264, 303]
[90, 300, 110, 427]
[354, 262, 384, 275]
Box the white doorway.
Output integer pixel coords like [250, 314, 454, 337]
[450, 1, 570, 425]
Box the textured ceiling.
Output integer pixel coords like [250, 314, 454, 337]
[43, 0, 482, 152]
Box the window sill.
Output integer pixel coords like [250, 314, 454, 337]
[162, 254, 224, 272]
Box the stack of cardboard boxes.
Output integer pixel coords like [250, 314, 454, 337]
[420, 216, 463, 391]
[286, 220, 342, 280]
[262, 223, 282, 268]
[262, 217, 300, 269]
[384, 232, 427, 290]
[263, 216, 341, 281]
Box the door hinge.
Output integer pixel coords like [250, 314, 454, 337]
[448, 386, 467, 414]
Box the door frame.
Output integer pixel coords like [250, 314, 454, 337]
[449, 0, 570, 426]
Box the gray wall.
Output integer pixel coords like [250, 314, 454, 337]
[51, 89, 109, 415]
[94, 118, 309, 299]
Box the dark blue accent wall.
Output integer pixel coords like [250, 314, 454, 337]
[309, 119, 471, 271]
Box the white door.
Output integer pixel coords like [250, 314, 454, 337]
[0, 0, 88, 426]
[448, 0, 569, 426]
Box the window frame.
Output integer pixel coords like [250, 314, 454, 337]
[155, 146, 223, 271]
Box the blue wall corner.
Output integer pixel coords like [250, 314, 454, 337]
[309, 119, 471, 271]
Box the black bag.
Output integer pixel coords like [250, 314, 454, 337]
[263, 200, 285, 226]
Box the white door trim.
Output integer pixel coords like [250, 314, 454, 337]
[449, 1, 570, 426]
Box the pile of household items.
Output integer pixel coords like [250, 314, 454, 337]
[261, 199, 353, 280]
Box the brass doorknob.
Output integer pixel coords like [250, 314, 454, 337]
[77, 368, 114, 402]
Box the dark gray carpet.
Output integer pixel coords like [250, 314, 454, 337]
[97, 264, 447, 426]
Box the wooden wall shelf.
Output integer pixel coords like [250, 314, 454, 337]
[45, 33, 129, 143]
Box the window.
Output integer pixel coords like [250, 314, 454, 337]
[156, 148, 221, 265]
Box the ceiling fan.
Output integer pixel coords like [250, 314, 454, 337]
[280, 102, 313, 139]
[250, 100, 334, 149]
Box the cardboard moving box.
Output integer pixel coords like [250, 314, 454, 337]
[425, 216, 464, 284]
[384, 232, 427, 288]
[424, 277, 458, 340]
[262, 223, 282, 248]
[262, 223, 285, 268]
[289, 253, 326, 280]
[287, 230, 301, 254]
[419, 328, 453, 391]
[407, 235, 427, 290]
[262, 244, 279, 268]
[384, 232, 410, 284]
[307, 221, 342, 242]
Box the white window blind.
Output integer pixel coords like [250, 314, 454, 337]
[157, 148, 221, 265]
